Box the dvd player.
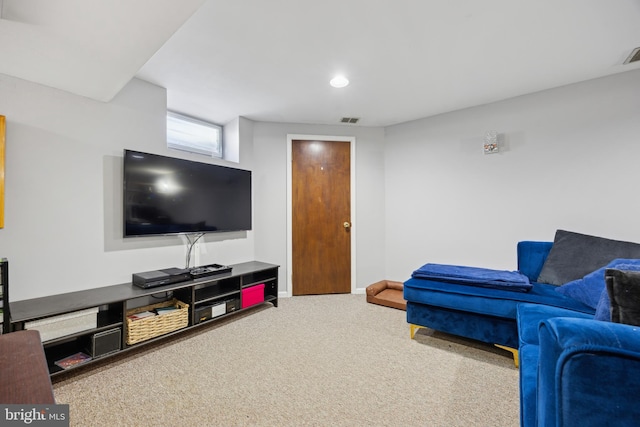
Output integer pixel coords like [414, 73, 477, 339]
[132, 267, 192, 289]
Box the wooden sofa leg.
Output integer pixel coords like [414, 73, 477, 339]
[495, 344, 519, 368]
[410, 324, 424, 339]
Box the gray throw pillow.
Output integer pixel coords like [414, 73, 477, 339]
[605, 269, 640, 326]
[537, 230, 640, 286]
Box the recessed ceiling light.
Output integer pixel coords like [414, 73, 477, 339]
[330, 75, 349, 88]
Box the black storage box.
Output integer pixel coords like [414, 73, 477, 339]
[85, 328, 121, 358]
[195, 302, 226, 324]
[226, 298, 240, 313]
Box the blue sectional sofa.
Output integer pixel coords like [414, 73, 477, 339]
[404, 230, 640, 427]
[404, 240, 594, 349]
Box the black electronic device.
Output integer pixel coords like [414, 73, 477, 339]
[132, 267, 191, 289]
[123, 150, 252, 237]
[190, 263, 232, 279]
[84, 328, 121, 358]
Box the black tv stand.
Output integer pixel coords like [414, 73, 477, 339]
[9, 261, 278, 378]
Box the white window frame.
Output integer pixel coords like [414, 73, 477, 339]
[167, 111, 223, 158]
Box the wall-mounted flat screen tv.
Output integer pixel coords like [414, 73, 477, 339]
[123, 150, 252, 237]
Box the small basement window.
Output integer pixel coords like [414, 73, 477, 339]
[167, 111, 222, 158]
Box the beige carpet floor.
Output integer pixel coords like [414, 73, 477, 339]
[52, 294, 519, 426]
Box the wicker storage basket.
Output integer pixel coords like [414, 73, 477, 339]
[126, 299, 189, 345]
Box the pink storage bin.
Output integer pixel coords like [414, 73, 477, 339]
[242, 283, 265, 308]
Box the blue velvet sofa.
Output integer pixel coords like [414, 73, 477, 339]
[404, 241, 594, 349]
[404, 231, 640, 427]
[517, 302, 640, 426]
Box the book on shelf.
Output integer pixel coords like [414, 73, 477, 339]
[55, 352, 92, 370]
[127, 311, 156, 321]
[155, 306, 179, 315]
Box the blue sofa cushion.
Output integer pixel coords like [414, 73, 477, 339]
[555, 259, 640, 312]
[537, 230, 640, 286]
[594, 287, 611, 321]
[404, 278, 594, 321]
[411, 263, 531, 292]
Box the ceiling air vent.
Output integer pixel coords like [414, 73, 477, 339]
[340, 117, 360, 124]
[623, 47, 640, 64]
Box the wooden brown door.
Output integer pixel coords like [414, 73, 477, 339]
[292, 140, 351, 295]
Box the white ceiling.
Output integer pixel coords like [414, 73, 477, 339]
[0, 0, 206, 101]
[2, 0, 640, 127]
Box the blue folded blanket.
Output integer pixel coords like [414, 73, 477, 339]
[411, 263, 532, 292]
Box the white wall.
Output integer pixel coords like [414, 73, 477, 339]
[251, 122, 386, 294]
[0, 75, 255, 301]
[5, 67, 636, 302]
[384, 69, 640, 281]
[0, 72, 385, 301]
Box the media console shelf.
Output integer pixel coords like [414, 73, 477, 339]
[9, 261, 278, 377]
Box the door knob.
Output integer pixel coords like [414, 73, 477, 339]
[343, 221, 351, 228]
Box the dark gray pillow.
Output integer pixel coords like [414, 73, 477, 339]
[605, 269, 640, 326]
[537, 230, 640, 286]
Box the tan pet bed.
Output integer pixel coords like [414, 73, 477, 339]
[366, 280, 406, 310]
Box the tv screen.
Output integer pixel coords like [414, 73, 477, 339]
[123, 150, 252, 237]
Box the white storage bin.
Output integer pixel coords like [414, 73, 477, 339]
[25, 307, 99, 342]
[212, 302, 226, 318]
